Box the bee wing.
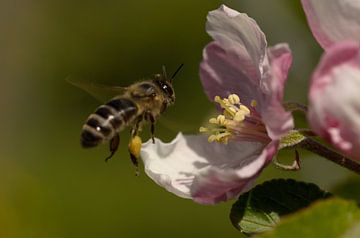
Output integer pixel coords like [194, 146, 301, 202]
[66, 75, 126, 102]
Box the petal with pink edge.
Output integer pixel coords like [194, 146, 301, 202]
[260, 43, 294, 140]
[206, 4, 267, 69]
[308, 41, 360, 159]
[301, 0, 360, 49]
[140, 133, 278, 204]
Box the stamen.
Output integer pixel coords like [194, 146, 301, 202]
[217, 115, 226, 125]
[209, 118, 218, 124]
[228, 94, 240, 104]
[208, 135, 217, 143]
[199, 127, 208, 133]
[251, 100, 257, 107]
[233, 111, 246, 122]
[200, 94, 269, 144]
[239, 105, 250, 114]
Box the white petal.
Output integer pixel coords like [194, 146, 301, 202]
[141, 133, 276, 204]
[206, 4, 267, 69]
[302, 0, 360, 49]
[260, 43, 294, 140]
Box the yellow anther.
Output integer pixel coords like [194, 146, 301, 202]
[209, 117, 218, 124]
[239, 105, 251, 114]
[222, 119, 231, 127]
[223, 110, 232, 119]
[251, 100, 257, 107]
[228, 94, 240, 104]
[199, 127, 208, 132]
[233, 111, 246, 122]
[220, 137, 229, 144]
[208, 135, 217, 143]
[215, 132, 232, 144]
[216, 134, 224, 141]
[228, 107, 237, 116]
[217, 115, 226, 124]
[214, 96, 221, 102]
[214, 95, 229, 108]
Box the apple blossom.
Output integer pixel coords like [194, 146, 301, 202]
[141, 5, 294, 204]
[307, 41, 360, 159]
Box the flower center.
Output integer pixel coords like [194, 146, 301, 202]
[199, 94, 270, 144]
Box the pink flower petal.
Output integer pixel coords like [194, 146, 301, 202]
[200, 41, 263, 107]
[200, 41, 293, 140]
[200, 5, 293, 140]
[200, 4, 270, 106]
[140, 133, 277, 204]
[260, 44, 294, 140]
[191, 141, 278, 204]
[308, 41, 360, 159]
[206, 4, 267, 70]
[301, 0, 360, 49]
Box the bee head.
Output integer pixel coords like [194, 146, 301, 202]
[154, 64, 183, 105]
[154, 78, 175, 105]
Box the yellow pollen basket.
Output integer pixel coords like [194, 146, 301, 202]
[128, 135, 142, 159]
[199, 94, 256, 144]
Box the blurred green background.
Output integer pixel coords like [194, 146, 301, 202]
[1, 0, 358, 237]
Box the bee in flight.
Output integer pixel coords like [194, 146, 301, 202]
[68, 64, 183, 175]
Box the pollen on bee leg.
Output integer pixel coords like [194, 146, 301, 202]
[128, 135, 142, 176]
[129, 136, 142, 158]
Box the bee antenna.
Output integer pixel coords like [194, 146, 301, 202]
[162, 65, 168, 79]
[170, 63, 184, 81]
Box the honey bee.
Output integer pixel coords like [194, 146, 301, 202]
[68, 64, 183, 174]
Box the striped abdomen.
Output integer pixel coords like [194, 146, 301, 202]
[81, 98, 138, 148]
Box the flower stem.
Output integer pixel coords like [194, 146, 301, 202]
[283, 102, 308, 113]
[299, 138, 360, 175]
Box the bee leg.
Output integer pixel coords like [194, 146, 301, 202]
[150, 117, 156, 144]
[131, 116, 142, 137]
[127, 117, 143, 176]
[105, 134, 120, 162]
[128, 135, 142, 176]
[146, 112, 156, 144]
[129, 152, 139, 177]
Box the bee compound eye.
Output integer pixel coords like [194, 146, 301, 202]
[163, 84, 173, 96]
[155, 79, 173, 96]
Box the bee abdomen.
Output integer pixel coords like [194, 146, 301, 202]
[81, 98, 138, 148]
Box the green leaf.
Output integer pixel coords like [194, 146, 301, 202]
[333, 177, 360, 201]
[257, 199, 360, 238]
[230, 179, 331, 234]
